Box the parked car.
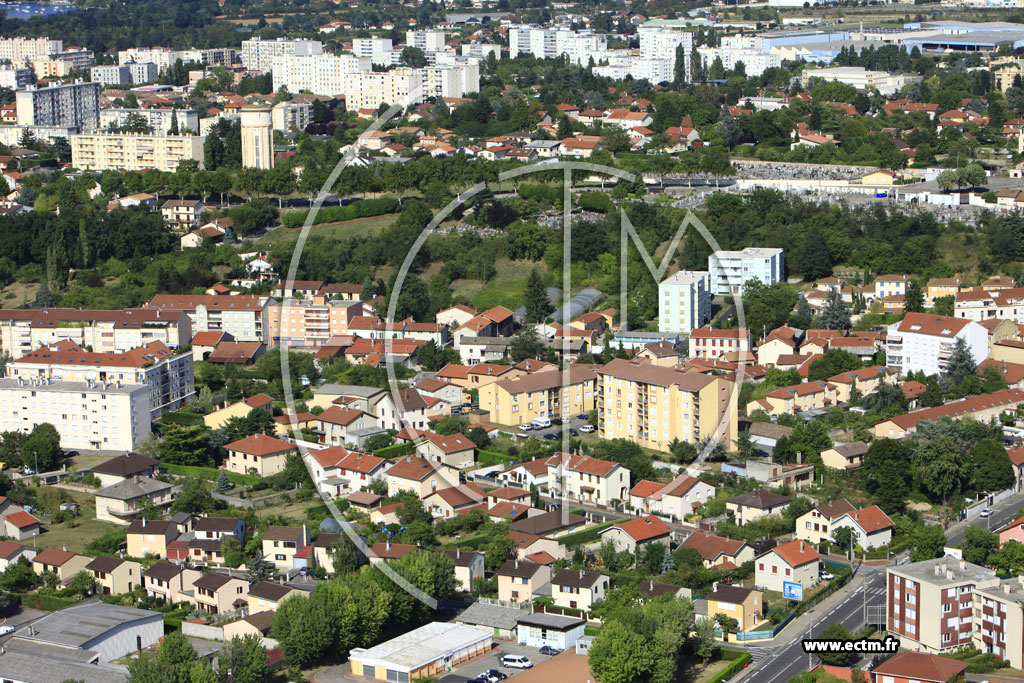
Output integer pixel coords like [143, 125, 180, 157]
[483, 670, 507, 681]
[543, 433, 559, 441]
[551, 418, 563, 426]
[568, 428, 579, 437]
[819, 570, 835, 580]
[0, 625, 13, 636]
[579, 425, 595, 433]
[501, 655, 533, 669]
[539, 645, 562, 656]
[981, 508, 993, 518]
[577, 414, 589, 420]
[520, 423, 533, 431]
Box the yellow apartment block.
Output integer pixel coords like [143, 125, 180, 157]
[597, 357, 738, 453]
[71, 132, 205, 172]
[479, 365, 598, 426]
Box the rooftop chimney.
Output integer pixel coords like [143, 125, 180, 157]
[579, 569, 583, 579]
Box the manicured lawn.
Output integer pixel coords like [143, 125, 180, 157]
[678, 654, 731, 683]
[257, 212, 398, 246]
[68, 452, 116, 471]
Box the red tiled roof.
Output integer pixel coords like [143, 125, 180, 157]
[606, 515, 671, 543]
[767, 539, 820, 567]
[871, 652, 967, 683]
[225, 434, 295, 456]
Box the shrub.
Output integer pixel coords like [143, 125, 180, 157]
[281, 196, 399, 228]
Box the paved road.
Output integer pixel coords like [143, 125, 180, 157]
[742, 568, 887, 683]
[945, 490, 1024, 547]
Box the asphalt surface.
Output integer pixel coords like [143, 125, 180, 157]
[945, 490, 1024, 546]
[513, 415, 594, 442]
[742, 568, 887, 683]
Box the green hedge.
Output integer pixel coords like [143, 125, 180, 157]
[477, 449, 516, 466]
[19, 593, 78, 611]
[158, 411, 205, 426]
[281, 196, 400, 228]
[557, 519, 627, 546]
[160, 463, 260, 487]
[374, 442, 416, 459]
[708, 650, 751, 683]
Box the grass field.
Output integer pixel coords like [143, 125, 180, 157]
[68, 452, 115, 471]
[257, 212, 399, 247]
[0, 281, 38, 309]
[34, 516, 120, 554]
[451, 258, 545, 311]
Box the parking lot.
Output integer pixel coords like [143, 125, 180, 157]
[515, 415, 593, 442]
[438, 641, 560, 683]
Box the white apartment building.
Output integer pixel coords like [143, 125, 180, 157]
[242, 37, 323, 73]
[8, 340, 195, 419]
[126, 62, 158, 84]
[71, 132, 205, 173]
[800, 66, 921, 96]
[955, 287, 1024, 324]
[91, 65, 132, 86]
[0, 37, 62, 65]
[408, 30, 447, 53]
[708, 247, 785, 295]
[16, 81, 101, 128]
[30, 49, 94, 79]
[508, 25, 607, 65]
[697, 44, 782, 77]
[0, 65, 32, 90]
[271, 53, 371, 98]
[352, 38, 399, 66]
[117, 47, 179, 71]
[658, 271, 712, 334]
[885, 312, 988, 378]
[98, 108, 200, 135]
[0, 308, 192, 358]
[593, 52, 676, 84]
[0, 377, 151, 451]
[271, 100, 312, 132]
[460, 43, 501, 60]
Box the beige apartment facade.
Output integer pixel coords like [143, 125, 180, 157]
[0, 308, 191, 358]
[479, 365, 598, 426]
[597, 358, 738, 453]
[71, 132, 205, 172]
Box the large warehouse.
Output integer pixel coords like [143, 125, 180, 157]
[11, 602, 163, 663]
[349, 621, 494, 682]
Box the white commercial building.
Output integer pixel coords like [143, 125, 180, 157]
[708, 247, 785, 295]
[799, 66, 921, 95]
[11, 602, 163, 663]
[885, 312, 988, 378]
[242, 37, 323, 73]
[659, 271, 712, 334]
[98, 108, 200, 135]
[0, 377, 151, 451]
[408, 30, 448, 53]
[15, 80, 101, 128]
[508, 25, 607, 65]
[349, 622, 493, 681]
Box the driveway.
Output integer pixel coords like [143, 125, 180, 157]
[515, 416, 593, 443]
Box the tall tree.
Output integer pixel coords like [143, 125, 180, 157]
[945, 337, 977, 385]
[904, 279, 925, 313]
[524, 268, 552, 323]
[819, 288, 851, 330]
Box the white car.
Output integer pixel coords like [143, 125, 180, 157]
[981, 508, 993, 518]
[501, 655, 533, 669]
[0, 625, 14, 636]
[819, 570, 834, 581]
[579, 425, 595, 433]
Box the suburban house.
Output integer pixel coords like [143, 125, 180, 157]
[442, 549, 486, 592]
[544, 452, 630, 506]
[225, 434, 297, 477]
[869, 652, 967, 683]
[94, 477, 175, 524]
[832, 505, 895, 549]
[127, 519, 178, 558]
[193, 517, 246, 545]
[755, 540, 821, 593]
[498, 559, 550, 604]
[247, 581, 304, 613]
[86, 556, 143, 595]
[796, 499, 858, 547]
[416, 432, 476, 470]
[193, 572, 249, 615]
[598, 515, 672, 553]
[308, 446, 388, 498]
[262, 525, 311, 570]
[142, 560, 201, 603]
[725, 489, 791, 526]
[315, 406, 380, 447]
[510, 510, 586, 539]
[704, 584, 763, 633]
[90, 452, 159, 486]
[551, 569, 609, 611]
[496, 459, 549, 489]
[386, 456, 449, 497]
[423, 483, 486, 519]
[821, 442, 868, 471]
[32, 547, 92, 583]
[508, 531, 565, 562]
[628, 474, 715, 520]
[0, 540, 36, 571]
[680, 532, 756, 570]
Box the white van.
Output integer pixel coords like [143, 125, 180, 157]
[501, 655, 533, 669]
[532, 417, 552, 429]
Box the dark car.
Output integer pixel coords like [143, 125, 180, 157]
[551, 418, 563, 426]
[539, 646, 562, 656]
[568, 428, 579, 436]
[543, 433, 559, 441]
[577, 414, 589, 420]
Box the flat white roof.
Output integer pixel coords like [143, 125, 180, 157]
[349, 621, 491, 673]
[661, 270, 708, 286]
